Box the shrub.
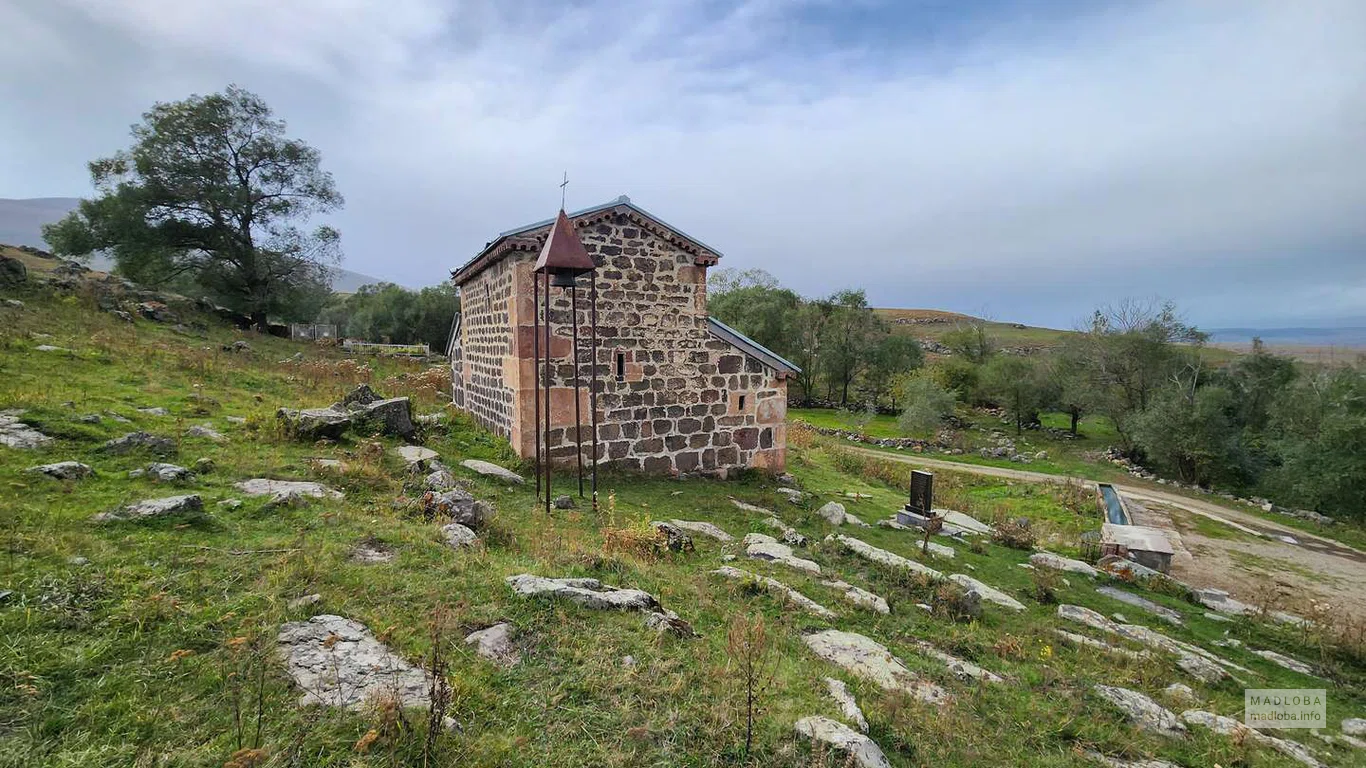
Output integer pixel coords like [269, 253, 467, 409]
[991, 515, 1036, 550]
[898, 375, 956, 435]
[1029, 568, 1061, 604]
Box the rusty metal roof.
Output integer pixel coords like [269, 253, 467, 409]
[532, 209, 595, 275]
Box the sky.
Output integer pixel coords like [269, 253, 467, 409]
[2, 0, 1364, 330]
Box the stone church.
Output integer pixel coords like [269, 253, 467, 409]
[448, 195, 798, 476]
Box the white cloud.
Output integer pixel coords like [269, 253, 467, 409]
[4, 0, 1365, 326]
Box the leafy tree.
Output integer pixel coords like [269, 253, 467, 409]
[861, 333, 924, 408]
[1226, 338, 1298, 433]
[320, 282, 459, 351]
[941, 321, 995, 363]
[819, 289, 883, 404]
[981, 355, 1050, 435]
[707, 280, 802, 361]
[898, 375, 957, 435]
[928, 358, 980, 403]
[44, 85, 342, 330]
[1049, 337, 1099, 435]
[789, 299, 831, 403]
[1131, 372, 1245, 487]
[1264, 364, 1366, 520]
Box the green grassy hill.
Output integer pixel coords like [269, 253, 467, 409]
[1, 291, 1361, 766]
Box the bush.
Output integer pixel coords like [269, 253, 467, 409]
[991, 515, 1036, 550]
[1029, 568, 1061, 604]
[898, 375, 956, 435]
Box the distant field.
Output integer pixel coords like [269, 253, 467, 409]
[1212, 341, 1366, 364]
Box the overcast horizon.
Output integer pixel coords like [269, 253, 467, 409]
[3, 0, 1364, 330]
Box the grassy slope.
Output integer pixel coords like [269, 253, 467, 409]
[0, 293, 1360, 767]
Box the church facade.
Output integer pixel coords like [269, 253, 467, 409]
[448, 195, 797, 476]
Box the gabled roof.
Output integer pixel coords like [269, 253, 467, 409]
[707, 317, 801, 378]
[452, 195, 723, 284]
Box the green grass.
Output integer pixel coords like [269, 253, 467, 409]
[1, 290, 1362, 766]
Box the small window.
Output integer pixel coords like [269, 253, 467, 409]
[616, 352, 625, 380]
[738, 394, 746, 410]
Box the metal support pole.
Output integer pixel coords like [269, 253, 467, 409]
[571, 281, 584, 497]
[533, 269, 541, 499]
[589, 272, 599, 512]
[544, 267, 552, 517]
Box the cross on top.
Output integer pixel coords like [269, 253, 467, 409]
[560, 171, 569, 210]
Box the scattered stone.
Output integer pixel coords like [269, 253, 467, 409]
[68, 556, 90, 567]
[1203, 612, 1233, 622]
[933, 509, 995, 536]
[136, 301, 176, 323]
[351, 397, 417, 440]
[506, 574, 660, 612]
[0, 590, 11, 605]
[25, 461, 93, 480]
[844, 512, 871, 528]
[643, 609, 696, 638]
[351, 538, 395, 564]
[1093, 685, 1186, 738]
[424, 469, 456, 490]
[713, 565, 835, 618]
[776, 473, 796, 486]
[948, 574, 1025, 611]
[794, 716, 890, 768]
[225, 415, 247, 425]
[1052, 629, 1149, 660]
[99, 431, 175, 456]
[1083, 750, 1181, 768]
[1345, 718, 1366, 737]
[93, 494, 204, 523]
[821, 579, 890, 614]
[921, 540, 956, 559]
[77, 414, 102, 424]
[192, 457, 215, 474]
[819, 502, 851, 525]
[277, 406, 353, 440]
[1030, 551, 1099, 577]
[877, 517, 913, 531]
[465, 623, 519, 666]
[460, 459, 525, 484]
[827, 534, 943, 579]
[651, 522, 695, 553]
[1182, 710, 1323, 767]
[111, 310, 134, 323]
[423, 488, 495, 528]
[621, 655, 636, 668]
[0, 256, 25, 287]
[185, 424, 226, 441]
[743, 533, 821, 574]
[1251, 648, 1318, 677]
[730, 498, 774, 515]
[277, 615, 432, 710]
[104, 411, 132, 423]
[288, 593, 322, 610]
[137, 462, 192, 482]
[823, 677, 869, 733]
[914, 640, 1005, 683]
[35, 344, 71, 353]
[776, 487, 803, 504]
[0, 412, 54, 449]
[761, 517, 808, 547]
[395, 445, 439, 465]
[137, 407, 170, 416]
[3, 298, 23, 308]
[1112, 613, 1129, 623]
[802, 630, 945, 703]
[217, 498, 243, 510]
[1165, 683, 1196, 705]
[667, 519, 734, 542]
[1057, 605, 1235, 683]
[235, 478, 343, 503]
[1097, 586, 1183, 625]
[441, 522, 478, 549]
[553, 494, 575, 510]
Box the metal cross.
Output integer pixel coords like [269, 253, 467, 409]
[560, 171, 569, 210]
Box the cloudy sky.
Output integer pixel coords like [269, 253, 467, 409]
[3, 0, 1364, 329]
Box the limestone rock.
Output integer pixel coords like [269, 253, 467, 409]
[821, 579, 890, 614]
[277, 615, 432, 710]
[351, 538, 395, 563]
[651, 522, 695, 553]
[341, 384, 383, 407]
[1057, 604, 1232, 682]
[235, 478, 343, 500]
[932, 508, 995, 536]
[217, 498, 243, 510]
[1093, 684, 1186, 738]
[460, 459, 525, 484]
[844, 512, 871, 528]
[141, 462, 194, 482]
[948, 574, 1025, 611]
[423, 488, 494, 528]
[776, 487, 803, 504]
[441, 522, 478, 549]
[35, 344, 70, 353]
[1344, 718, 1366, 736]
[761, 517, 808, 547]
[1251, 648, 1317, 677]
[668, 519, 734, 542]
[911, 640, 1004, 683]
[802, 630, 945, 703]
[794, 716, 890, 768]
[288, 593, 322, 610]
[922, 540, 955, 559]
[743, 533, 821, 574]
[823, 677, 869, 733]
[394, 445, 439, 465]
[1165, 683, 1196, 705]
[137, 407, 170, 416]
[94, 494, 204, 523]
[25, 461, 93, 480]
[816, 501, 846, 525]
[1030, 551, 1099, 577]
[0, 255, 27, 287]
[828, 534, 943, 579]
[713, 566, 835, 618]
[506, 574, 661, 612]
[99, 431, 175, 456]
[1097, 586, 1183, 625]
[1182, 710, 1323, 767]
[277, 406, 352, 440]
[353, 397, 416, 440]
[185, 424, 226, 441]
[465, 623, 519, 666]
[1052, 629, 1148, 660]
[644, 609, 697, 638]
[730, 498, 774, 515]
[192, 457, 215, 474]
[553, 494, 575, 509]
[1083, 750, 1182, 768]
[424, 469, 456, 490]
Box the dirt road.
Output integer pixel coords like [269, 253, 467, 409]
[849, 447, 1366, 619]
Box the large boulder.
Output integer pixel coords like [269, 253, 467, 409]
[277, 406, 352, 440]
[423, 488, 494, 528]
[802, 629, 945, 703]
[99, 431, 175, 456]
[25, 461, 93, 480]
[0, 255, 27, 287]
[352, 397, 416, 440]
[93, 494, 204, 523]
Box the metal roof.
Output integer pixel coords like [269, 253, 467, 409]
[707, 316, 801, 376]
[533, 209, 596, 275]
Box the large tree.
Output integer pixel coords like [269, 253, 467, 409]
[819, 289, 884, 404]
[44, 85, 343, 330]
[981, 355, 1050, 435]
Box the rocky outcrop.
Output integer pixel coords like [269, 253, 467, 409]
[441, 522, 478, 549]
[460, 459, 525, 484]
[0, 412, 52, 450]
[506, 574, 660, 612]
[133, 462, 195, 482]
[278, 385, 417, 441]
[423, 489, 494, 528]
[93, 494, 204, 523]
[99, 431, 175, 456]
[1093, 685, 1186, 738]
[276, 615, 433, 709]
[1030, 552, 1099, 577]
[821, 579, 890, 614]
[761, 517, 808, 547]
[651, 522, 695, 553]
[827, 535, 943, 580]
[1057, 605, 1235, 683]
[823, 677, 869, 733]
[713, 565, 835, 618]
[1052, 629, 1149, 660]
[277, 406, 353, 441]
[465, 623, 519, 666]
[1095, 586, 1183, 625]
[1250, 648, 1317, 677]
[911, 640, 1004, 683]
[793, 716, 890, 768]
[667, 519, 734, 542]
[743, 533, 821, 574]
[1182, 709, 1322, 767]
[235, 478, 343, 501]
[25, 461, 93, 480]
[947, 574, 1025, 612]
[185, 424, 226, 441]
[803, 630, 945, 704]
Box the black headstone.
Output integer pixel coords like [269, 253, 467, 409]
[905, 470, 933, 516]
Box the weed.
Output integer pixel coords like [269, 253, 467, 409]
[725, 613, 779, 761]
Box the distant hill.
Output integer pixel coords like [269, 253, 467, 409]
[875, 308, 1081, 352]
[0, 197, 390, 293]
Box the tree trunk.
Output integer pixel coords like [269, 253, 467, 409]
[1070, 409, 1080, 436]
[251, 310, 268, 333]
